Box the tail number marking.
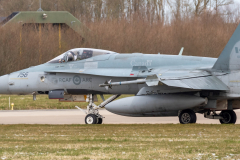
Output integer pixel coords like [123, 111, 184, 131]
[18, 72, 28, 78]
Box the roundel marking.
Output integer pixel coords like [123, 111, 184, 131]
[73, 75, 81, 85]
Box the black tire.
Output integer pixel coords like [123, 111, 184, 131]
[179, 109, 196, 124]
[85, 114, 98, 124]
[97, 118, 103, 124]
[219, 110, 237, 124]
[189, 110, 197, 123]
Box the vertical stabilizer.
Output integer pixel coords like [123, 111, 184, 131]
[212, 23, 240, 71]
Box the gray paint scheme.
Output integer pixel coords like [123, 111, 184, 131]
[1, 24, 240, 119]
[105, 95, 206, 116]
[213, 24, 240, 71]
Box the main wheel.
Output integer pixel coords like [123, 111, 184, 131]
[85, 114, 98, 124]
[97, 118, 103, 124]
[219, 110, 237, 124]
[189, 109, 197, 123]
[179, 109, 197, 124]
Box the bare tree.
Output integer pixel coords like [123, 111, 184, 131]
[213, 0, 233, 14]
[27, 0, 34, 11]
[204, 0, 210, 12]
[192, 0, 210, 16]
[174, 0, 181, 20]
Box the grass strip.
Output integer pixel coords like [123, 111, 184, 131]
[0, 95, 132, 110]
[0, 124, 240, 159]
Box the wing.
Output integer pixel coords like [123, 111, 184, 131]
[99, 70, 229, 91]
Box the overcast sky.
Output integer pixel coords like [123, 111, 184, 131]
[235, 0, 240, 3]
[230, 0, 240, 11]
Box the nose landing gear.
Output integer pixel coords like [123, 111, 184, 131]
[85, 114, 103, 124]
[76, 94, 121, 124]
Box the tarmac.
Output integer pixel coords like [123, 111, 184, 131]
[0, 109, 240, 124]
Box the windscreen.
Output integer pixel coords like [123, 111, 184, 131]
[48, 48, 116, 63]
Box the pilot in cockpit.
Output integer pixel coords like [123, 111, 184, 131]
[67, 51, 77, 62]
[51, 49, 113, 64]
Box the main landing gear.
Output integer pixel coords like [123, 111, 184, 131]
[204, 110, 237, 124]
[179, 109, 237, 124]
[76, 94, 121, 124]
[179, 109, 197, 124]
[219, 110, 237, 124]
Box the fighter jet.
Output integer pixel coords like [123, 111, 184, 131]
[1, 24, 240, 125]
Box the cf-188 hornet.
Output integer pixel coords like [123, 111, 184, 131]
[1, 24, 240, 124]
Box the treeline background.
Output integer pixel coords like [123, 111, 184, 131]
[0, 0, 240, 75]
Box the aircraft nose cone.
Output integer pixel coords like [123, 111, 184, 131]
[0, 75, 10, 94]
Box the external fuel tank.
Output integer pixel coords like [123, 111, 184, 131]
[105, 94, 206, 116]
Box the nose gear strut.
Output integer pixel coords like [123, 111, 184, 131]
[75, 94, 121, 124]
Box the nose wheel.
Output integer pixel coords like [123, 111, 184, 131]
[85, 114, 97, 124]
[97, 118, 103, 124]
[77, 94, 120, 124]
[85, 114, 103, 124]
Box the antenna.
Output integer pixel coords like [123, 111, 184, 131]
[178, 47, 184, 56]
[37, 0, 43, 11]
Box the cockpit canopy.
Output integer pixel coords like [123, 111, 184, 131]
[48, 48, 116, 63]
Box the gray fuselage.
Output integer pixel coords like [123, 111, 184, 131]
[0, 54, 217, 95]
